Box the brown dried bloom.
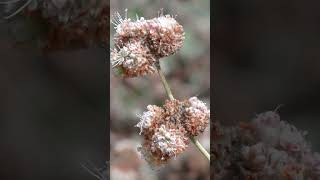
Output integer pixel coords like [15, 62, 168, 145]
[135, 105, 163, 136]
[146, 14, 185, 58]
[111, 40, 157, 78]
[303, 152, 320, 178]
[241, 143, 268, 172]
[251, 111, 310, 155]
[183, 97, 210, 136]
[212, 111, 320, 180]
[135, 97, 209, 167]
[111, 10, 185, 78]
[137, 125, 188, 167]
[112, 11, 149, 46]
[279, 163, 304, 180]
[2, 0, 109, 50]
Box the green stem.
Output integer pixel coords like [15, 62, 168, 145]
[155, 62, 174, 101]
[190, 136, 210, 161]
[155, 61, 210, 162]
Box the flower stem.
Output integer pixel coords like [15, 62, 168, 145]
[155, 61, 174, 101]
[155, 61, 210, 162]
[190, 136, 210, 161]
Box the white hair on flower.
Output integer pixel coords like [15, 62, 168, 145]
[187, 97, 210, 117]
[151, 125, 187, 159]
[135, 105, 156, 135]
[111, 9, 128, 27]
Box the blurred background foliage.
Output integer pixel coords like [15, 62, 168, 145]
[110, 0, 210, 179]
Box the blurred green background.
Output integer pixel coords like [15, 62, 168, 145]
[110, 0, 210, 180]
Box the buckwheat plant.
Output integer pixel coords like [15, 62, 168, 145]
[1, 0, 109, 50]
[212, 110, 320, 180]
[111, 9, 210, 168]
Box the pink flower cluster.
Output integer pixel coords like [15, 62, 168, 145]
[135, 97, 210, 167]
[3, 0, 109, 50]
[212, 111, 320, 180]
[111, 10, 185, 77]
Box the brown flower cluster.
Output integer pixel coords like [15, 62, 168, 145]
[111, 40, 157, 77]
[3, 0, 109, 50]
[38, 0, 109, 50]
[212, 111, 320, 180]
[111, 10, 185, 78]
[135, 97, 210, 167]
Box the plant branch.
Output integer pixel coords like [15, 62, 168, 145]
[190, 136, 210, 161]
[155, 61, 174, 101]
[155, 61, 210, 162]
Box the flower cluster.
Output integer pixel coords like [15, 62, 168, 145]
[135, 97, 210, 167]
[183, 96, 211, 136]
[2, 0, 109, 50]
[111, 10, 185, 77]
[111, 40, 157, 77]
[212, 111, 320, 180]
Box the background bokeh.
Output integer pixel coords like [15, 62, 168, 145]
[110, 0, 210, 179]
[214, 0, 320, 153]
[0, 3, 108, 179]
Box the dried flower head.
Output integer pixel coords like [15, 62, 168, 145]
[137, 126, 188, 167]
[2, 0, 109, 50]
[136, 105, 163, 135]
[146, 14, 185, 58]
[251, 111, 310, 155]
[111, 9, 185, 78]
[241, 143, 268, 172]
[112, 10, 149, 44]
[111, 40, 157, 78]
[135, 97, 209, 167]
[151, 125, 187, 157]
[303, 152, 320, 178]
[183, 97, 210, 136]
[252, 111, 282, 146]
[280, 163, 304, 180]
[212, 110, 320, 180]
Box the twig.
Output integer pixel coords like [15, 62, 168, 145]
[155, 61, 174, 101]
